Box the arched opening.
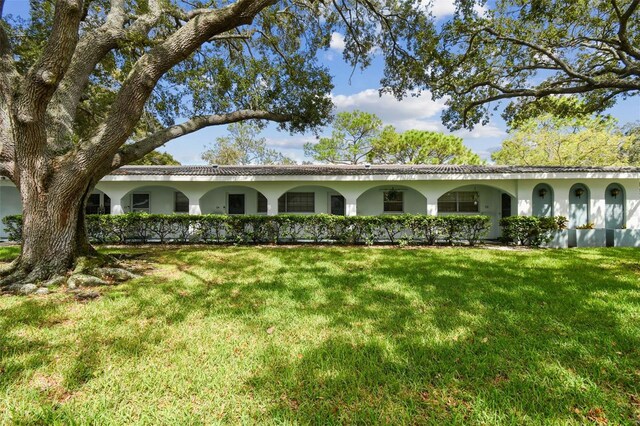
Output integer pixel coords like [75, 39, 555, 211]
[120, 185, 189, 214]
[532, 183, 554, 217]
[277, 185, 346, 215]
[86, 189, 111, 214]
[436, 184, 516, 239]
[605, 183, 625, 229]
[200, 185, 267, 215]
[569, 183, 590, 228]
[356, 185, 426, 216]
[605, 183, 626, 247]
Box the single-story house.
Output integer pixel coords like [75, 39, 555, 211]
[1, 164, 639, 246]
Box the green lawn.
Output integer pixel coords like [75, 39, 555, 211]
[1, 245, 639, 425]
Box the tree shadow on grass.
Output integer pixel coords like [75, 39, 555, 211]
[1, 246, 639, 423]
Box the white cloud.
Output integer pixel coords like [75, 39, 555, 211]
[329, 32, 345, 51]
[331, 89, 448, 131]
[454, 124, 505, 139]
[422, 0, 489, 19]
[425, 0, 456, 18]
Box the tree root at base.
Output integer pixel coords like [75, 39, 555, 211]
[0, 253, 141, 295]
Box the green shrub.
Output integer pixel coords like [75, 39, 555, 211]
[3, 213, 495, 246]
[500, 216, 567, 247]
[1, 214, 22, 242]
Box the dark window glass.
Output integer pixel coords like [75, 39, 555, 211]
[279, 192, 314, 213]
[257, 193, 268, 213]
[103, 194, 111, 214]
[228, 194, 245, 214]
[86, 193, 101, 215]
[132, 193, 150, 212]
[174, 192, 189, 213]
[437, 192, 457, 212]
[383, 191, 403, 212]
[437, 191, 479, 213]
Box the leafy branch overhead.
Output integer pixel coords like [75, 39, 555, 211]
[394, 0, 640, 129]
[0, 0, 438, 284]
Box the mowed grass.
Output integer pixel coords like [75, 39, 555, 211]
[0, 245, 639, 425]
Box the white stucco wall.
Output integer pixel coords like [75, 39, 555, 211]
[119, 186, 188, 215]
[200, 186, 263, 214]
[356, 186, 427, 215]
[1, 174, 639, 242]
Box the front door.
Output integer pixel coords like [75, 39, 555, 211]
[330, 195, 345, 215]
[228, 194, 245, 215]
[501, 193, 512, 218]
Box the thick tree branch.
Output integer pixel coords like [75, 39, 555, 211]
[113, 109, 291, 167]
[79, 0, 277, 172]
[15, 0, 83, 126]
[47, 0, 163, 151]
[612, 0, 640, 60]
[482, 27, 597, 85]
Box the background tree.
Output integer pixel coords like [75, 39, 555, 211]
[202, 122, 295, 165]
[304, 110, 382, 164]
[392, 0, 640, 129]
[491, 113, 632, 166]
[131, 150, 181, 166]
[368, 128, 484, 164]
[0, 0, 435, 287]
[622, 121, 640, 165]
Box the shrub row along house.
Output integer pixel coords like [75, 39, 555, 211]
[1, 164, 638, 247]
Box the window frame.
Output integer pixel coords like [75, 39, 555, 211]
[437, 191, 479, 213]
[174, 191, 189, 214]
[85, 192, 111, 215]
[257, 193, 268, 214]
[131, 192, 151, 213]
[278, 192, 315, 213]
[383, 190, 404, 213]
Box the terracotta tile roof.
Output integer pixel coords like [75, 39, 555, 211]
[109, 164, 640, 176]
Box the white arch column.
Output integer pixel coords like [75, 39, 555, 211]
[343, 192, 359, 216]
[589, 182, 608, 229]
[516, 181, 534, 216]
[552, 181, 571, 219]
[182, 190, 207, 215]
[259, 190, 281, 216]
[99, 190, 129, 215]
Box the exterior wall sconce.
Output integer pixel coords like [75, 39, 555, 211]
[538, 188, 548, 198]
[610, 188, 621, 198]
[574, 188, 585, 198]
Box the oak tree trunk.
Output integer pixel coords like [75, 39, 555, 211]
[0, 175, 97, 286]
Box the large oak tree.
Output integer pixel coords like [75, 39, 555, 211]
[0, 0, 432, 287]
[388, 0, 640, 129]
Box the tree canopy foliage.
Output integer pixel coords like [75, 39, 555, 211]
[368, 128, 483, 165]
[202, 122, 295, 165]
[304, 110, 382, 164]
[305, 110, 483, 165]
[393, 0, 640, 129]
[131, 150, 181, 165]
[0, 0, 438, 285]
[491, 113, 634, 166]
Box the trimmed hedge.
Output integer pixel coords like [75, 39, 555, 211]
[499, 215, 568, 247]
[2, 213, 493, 246]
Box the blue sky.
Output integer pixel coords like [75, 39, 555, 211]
[4, 0, 640, 164]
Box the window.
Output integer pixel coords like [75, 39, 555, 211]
[85, 193, 110, 215]
[257, 193, 268, 214]
[174, 192, 189, 213]
[383, 191, 403, 213]
[278, 192, 314, 213]
[437, 191, 479, 213]
[132, 193, 150, 213]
